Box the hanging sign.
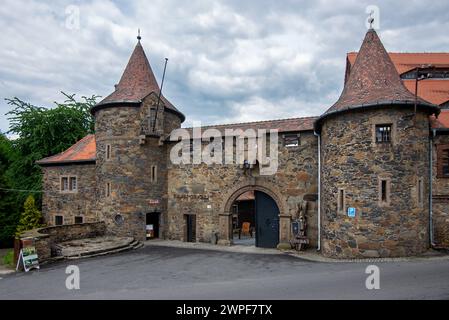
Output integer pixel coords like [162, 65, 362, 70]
[16, 240, 40, 272]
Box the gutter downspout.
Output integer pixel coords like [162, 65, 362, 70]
[429, 129, 436, 247]
[314, 131, 321, 251]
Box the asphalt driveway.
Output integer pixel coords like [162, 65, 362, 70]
[1, 245, 448, 299]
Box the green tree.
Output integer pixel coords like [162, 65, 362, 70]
[0, 133, 19, 247]
[15, 195, 44, 237]
[5, 92, 99, 206]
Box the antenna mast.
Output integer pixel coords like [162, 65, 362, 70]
[152, 58, 168, 133]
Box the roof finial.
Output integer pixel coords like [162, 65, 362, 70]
[137, 28, 141, 41]
[368, 11, 375, 30]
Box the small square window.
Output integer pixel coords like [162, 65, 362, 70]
[375, 124, 392, 143]
[55, 215, 63, 226]
[74, 216, 83, 224]
[284, 134, 299, 147]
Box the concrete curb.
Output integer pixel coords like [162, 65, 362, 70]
[144, 240, 449, 264]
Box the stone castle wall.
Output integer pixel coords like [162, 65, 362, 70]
[41, 163, 97, 225]
[432, 134, 449, 248]
[94, 95, 182, 241]
[320, 107, 431, 258]
[166, 131, 319, 246]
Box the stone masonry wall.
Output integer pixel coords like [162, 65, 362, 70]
[42, 164, 97, 225]
[20, 222, 106, 261]
[94, 95, 182, 241]
[166, 131, 318, 246]
[320, 107, 430, 258]
[432, 134, 449, 248]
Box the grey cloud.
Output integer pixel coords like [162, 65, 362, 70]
[0, 0, 448, 134]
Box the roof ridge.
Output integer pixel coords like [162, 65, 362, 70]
[185, 116, 318, 129]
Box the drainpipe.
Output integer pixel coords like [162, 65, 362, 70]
[429, 129, 436, 247]
[314, 131, 321, 251]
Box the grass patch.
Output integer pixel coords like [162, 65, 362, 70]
[2, 250, 14, 267]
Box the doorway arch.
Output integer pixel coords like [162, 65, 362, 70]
[219, 181, 289, 248]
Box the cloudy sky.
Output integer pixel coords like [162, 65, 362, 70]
[0, 0, 448, 133]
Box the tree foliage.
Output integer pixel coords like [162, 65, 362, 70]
[5, 92, 98, 205]
[0, 92, 99, 246]
[0, 133, 19, 247]
[15, 195, 44, 237]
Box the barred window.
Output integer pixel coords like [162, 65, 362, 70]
[75, 216, 83, 224]
[375, 124, 392, 143]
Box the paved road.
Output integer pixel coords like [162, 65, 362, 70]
[1, 245, 448, 299]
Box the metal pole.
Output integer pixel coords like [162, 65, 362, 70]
[152, 58, 168, 133]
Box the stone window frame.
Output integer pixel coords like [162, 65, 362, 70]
[436, 144, 449, 178]
[54, 215, 64, 226]
[337, 188, 346, 213]
[74, 216, 84, 224]
[417, 177, 424, 208]
[371, 119, 396, 146]
[151, 165, 158, 183]
[60, 175, 78, 193]
[378, 176, 391, 207]
[106, 144, 112, 161]
[283, 133, 300, 148]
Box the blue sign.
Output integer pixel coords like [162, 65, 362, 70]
[347, 207, 356, 218]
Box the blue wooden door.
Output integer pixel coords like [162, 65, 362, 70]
[255, 191, 279, 248]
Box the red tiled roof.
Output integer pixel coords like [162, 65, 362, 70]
[93, 41, 184, 121]
[348, 53, 449, 107]
[348, 52, 449, 76]
[403, 80, 449, 106]
[184, 116, 317, 136]
[315, 29, 439, 132]
[36, 134, 96, 165]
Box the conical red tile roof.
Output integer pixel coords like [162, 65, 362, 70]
[93, 40, 185, 121]
[315, 29, 439, 132]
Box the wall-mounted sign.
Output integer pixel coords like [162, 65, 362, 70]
[149, 199, 160, 205]
[347, 207, 356, 218]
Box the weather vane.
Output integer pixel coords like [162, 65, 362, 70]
[137, 28, 141, 41]
[368, 11, 375, 29]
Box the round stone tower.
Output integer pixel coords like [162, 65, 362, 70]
[91, 36, 185, 241]
[314, 29, 440, 258]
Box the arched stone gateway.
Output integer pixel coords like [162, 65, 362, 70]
[218, 180, 291, 248]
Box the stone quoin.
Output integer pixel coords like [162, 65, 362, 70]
[36, 27, 449, 258]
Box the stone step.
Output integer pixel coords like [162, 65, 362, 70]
[54, 236, 143, 260]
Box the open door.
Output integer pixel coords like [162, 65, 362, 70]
[185, 214, 196, 242]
